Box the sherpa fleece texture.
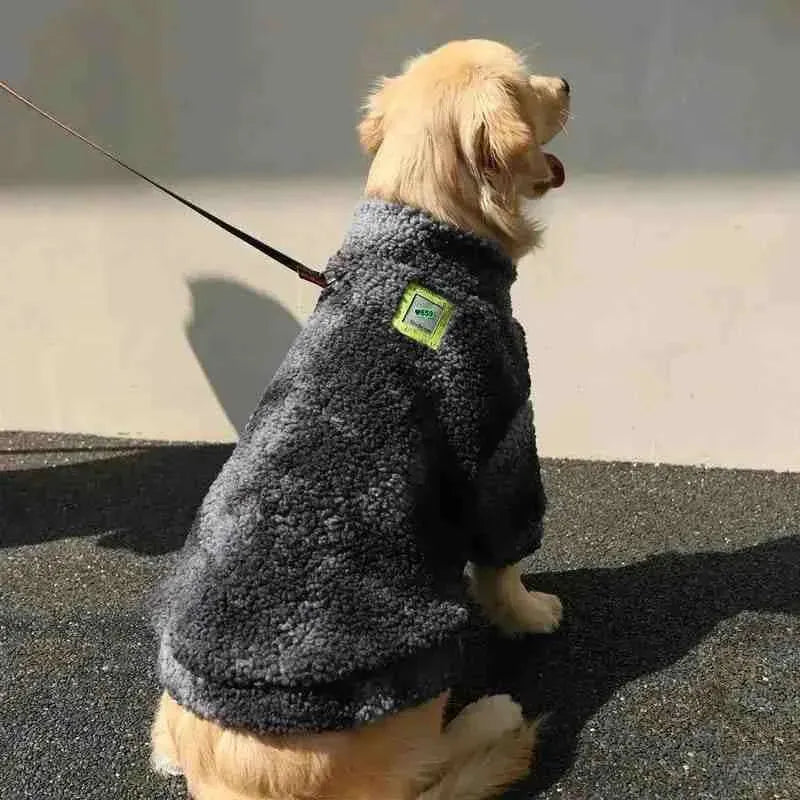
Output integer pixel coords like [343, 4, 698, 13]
[154, 200, 547, 734]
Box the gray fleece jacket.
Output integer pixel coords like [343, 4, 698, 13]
[154, 200, 546, 734]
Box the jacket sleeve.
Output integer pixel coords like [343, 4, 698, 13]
[429, 302, 546, 568]
[467, 398, 547, 567]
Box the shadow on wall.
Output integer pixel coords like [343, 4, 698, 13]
[185, 277, 301, 436]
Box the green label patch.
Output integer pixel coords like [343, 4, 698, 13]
[392, 282, 454, 350]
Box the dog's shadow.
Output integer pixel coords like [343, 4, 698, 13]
[185, 277, 302, 436]
[452, 535, 799, 795]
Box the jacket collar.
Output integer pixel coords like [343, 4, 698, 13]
[325, 200, 517, 307]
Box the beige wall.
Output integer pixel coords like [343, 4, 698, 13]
[2, 1, 799, 471]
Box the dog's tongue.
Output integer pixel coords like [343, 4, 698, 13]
[545, 153, 565, 188]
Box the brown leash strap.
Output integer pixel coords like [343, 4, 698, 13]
[1, 80, 328, 288]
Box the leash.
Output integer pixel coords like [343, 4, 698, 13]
[0, 80, 328, 288]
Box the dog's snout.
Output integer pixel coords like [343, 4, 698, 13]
[559, 77, 570, 95]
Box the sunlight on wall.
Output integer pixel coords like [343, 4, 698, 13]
[2, 175, 798, 470]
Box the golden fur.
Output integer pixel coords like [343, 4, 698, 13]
[152, 690, 537, 800]
[359, 39, 569, 260]
[151, 39, 568, 800]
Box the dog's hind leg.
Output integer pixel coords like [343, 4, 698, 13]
[441, 695, 525, 762]
[417, 695, 537, 800]
[150, 691, 184, 777]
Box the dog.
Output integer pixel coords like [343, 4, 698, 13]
[151, 39, 570, 800]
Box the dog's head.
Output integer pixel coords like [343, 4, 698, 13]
[359, 40, 570, 259]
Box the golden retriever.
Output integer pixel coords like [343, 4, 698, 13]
[151, 38, 569, 800]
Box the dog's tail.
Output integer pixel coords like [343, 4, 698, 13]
[416, 720, 537, 800]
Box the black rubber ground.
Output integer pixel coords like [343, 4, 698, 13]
[1, 434, 797, 799]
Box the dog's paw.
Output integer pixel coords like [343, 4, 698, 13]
[497, 590, 563, 636]
[150, 750, 183, 778]
[520, 590, 563, 633]
[447, 695, 523, 739]
[469, 565, 563, 637]
[444, 695, 524, 760]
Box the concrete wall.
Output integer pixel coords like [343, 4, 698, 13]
[2, 0, 799, 470]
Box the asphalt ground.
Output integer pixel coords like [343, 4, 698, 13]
[1, 432, 798, 799]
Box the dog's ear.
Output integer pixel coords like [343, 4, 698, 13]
[464, 79, 551, 186]
[358, 77, 395, 155]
